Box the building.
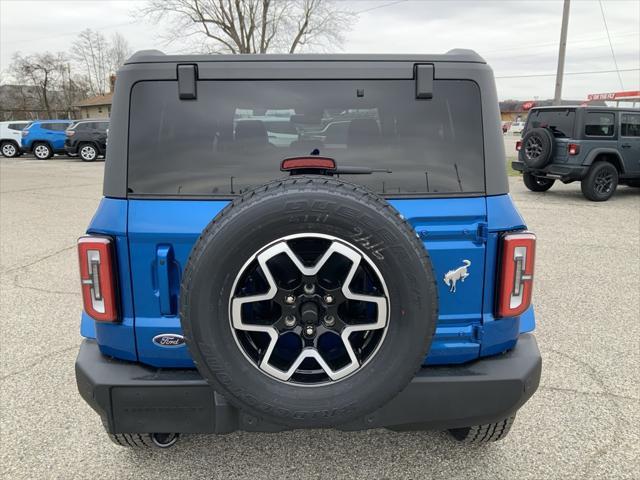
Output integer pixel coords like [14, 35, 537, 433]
[73, 93, 113, 119]
[73, 75, 115, 119]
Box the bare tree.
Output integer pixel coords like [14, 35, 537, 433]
[109, 32, 132, 72]
[71, 29, 111, 96]
[10, 52, 67, 118]
[140, 0, 354, 54]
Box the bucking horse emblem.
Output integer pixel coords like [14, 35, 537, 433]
[443, 260, 471, 293]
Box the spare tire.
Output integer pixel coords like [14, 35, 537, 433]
[519, 128, 554, 168]
[180, 177, 438, 428]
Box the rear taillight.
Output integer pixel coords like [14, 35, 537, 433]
[78, 236, 118, 322]
[496, 231, 536, 318]
[66, 130, 75, 136]
[21, 130, 28, 137]
[516, 140, 522, 151]
[567, 143, 580, 155]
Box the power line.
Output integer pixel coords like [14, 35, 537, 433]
[496, 68, 639, 79]
[355, 0, 408, 14]
[598, 0, 625, 90]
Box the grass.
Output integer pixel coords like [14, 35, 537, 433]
[506, 156, 520, 177]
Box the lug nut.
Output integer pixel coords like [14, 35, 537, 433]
[303, 283, 315, 294]
[284, 315, 296, 327]
[323, 315, 335, 327]
[304, 325, 315, 337]
[324, 294, 334, 304]
[284, 295, 295, 305]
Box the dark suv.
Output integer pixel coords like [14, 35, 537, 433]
[65, 120, 109, 161]
[512, 106, 640, 201]
[75, 50, 541, 449]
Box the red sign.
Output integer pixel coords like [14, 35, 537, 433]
[587, 90, 640, 101]
[522, 101, 536, 110]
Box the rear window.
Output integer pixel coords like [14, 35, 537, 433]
[584, 112, 615, 137]
[128, 80, 485, 197]
[526, 109, 575, 137]
[41, 123, 69, 131]
[621, 113, 640, 137]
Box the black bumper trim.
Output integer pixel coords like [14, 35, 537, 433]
[512, 160, 588, 183]
[76, 334, 541, 434]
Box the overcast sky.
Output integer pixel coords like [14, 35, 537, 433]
[1, 0, 638, 100]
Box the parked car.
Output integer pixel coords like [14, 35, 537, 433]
[75, 49, 541, 449]
[0, 120, 30, 157]
[512, 106, 640, 201]
[508, 121, 525, 134]
[21, 120, 73, 159]
[65, 119, 109, 161]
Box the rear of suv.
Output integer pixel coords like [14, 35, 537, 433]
[0, 121, 30, 157]
[512, 106, 640, 201]
[75, 50, 542, 449]
[21, 119, 73, 159]
[65, 120, 109, 161]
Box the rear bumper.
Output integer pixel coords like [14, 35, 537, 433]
[76, 334, 541, 434]
[512, 160, 588, 182]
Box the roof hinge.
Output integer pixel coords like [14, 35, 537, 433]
[414, 64, 434, 100]
[177, 64, 198, 100]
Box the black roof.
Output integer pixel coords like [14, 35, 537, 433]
[125, 49, 486, 65]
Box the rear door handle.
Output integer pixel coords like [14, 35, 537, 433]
[621, 143, 631, 148]
[157, 245, 176, 316]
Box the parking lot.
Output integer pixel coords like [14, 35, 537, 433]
[1, 154, 638, 479]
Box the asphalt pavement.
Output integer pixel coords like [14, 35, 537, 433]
[1, 153, 638, 479]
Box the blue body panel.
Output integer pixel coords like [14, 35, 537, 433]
[21, 120, 72, 152]
[81, 194, 536, 368]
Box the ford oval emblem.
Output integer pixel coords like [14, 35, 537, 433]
[152, 334, 186, 348]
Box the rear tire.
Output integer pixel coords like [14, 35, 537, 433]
[33, 142, 52, 160]
[79, 143, 98, 162]
[581, 161, 618, 201]
[523, 172, 555, 192]
[449, 415, 515, 443]
[108, 433, 179, 449]
[1, 141, 19, 158]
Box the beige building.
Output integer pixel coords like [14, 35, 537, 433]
[74, 93, 113, 119]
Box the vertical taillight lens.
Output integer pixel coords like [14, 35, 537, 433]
[78, 236, 118, 322]
[516, 140, 522, 151]
[496, 232, 536, 318]
[567, 143, 580, 155]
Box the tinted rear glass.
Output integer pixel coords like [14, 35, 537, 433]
[526, 109, 575, 137]
[128, 80, 485, 197]
[584, 112, 615, 136]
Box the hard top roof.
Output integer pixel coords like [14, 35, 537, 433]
[125, 49, 485, 65]
[530, 105, 639, 111]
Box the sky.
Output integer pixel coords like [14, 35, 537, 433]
[1, 0, 638, 100]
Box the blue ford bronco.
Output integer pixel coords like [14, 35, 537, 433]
[75, 50, 542, 449]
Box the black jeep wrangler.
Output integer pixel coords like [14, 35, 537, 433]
[512, 106, 640, 201]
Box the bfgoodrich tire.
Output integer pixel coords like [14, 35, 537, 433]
[180, 177, 438, 429]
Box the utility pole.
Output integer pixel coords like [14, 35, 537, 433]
[553, 0, 571, 105]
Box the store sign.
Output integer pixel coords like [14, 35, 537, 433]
[587, 91, 640, 101]
[522, 101, 536, 110]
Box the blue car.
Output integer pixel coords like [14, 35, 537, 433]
[75, 50, 542, 449]
[21, 119, 73, 159]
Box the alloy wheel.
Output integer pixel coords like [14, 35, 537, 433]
[80, 145, 97, 161]
[229, 233, 390, 386]
[2, 143, 17, 157]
